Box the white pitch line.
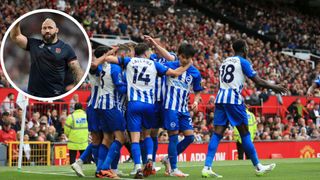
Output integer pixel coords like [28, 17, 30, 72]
[22, 170, 136, 180]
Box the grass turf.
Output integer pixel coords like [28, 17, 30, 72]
[0, 158, 319, 180]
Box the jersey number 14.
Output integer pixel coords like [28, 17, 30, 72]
[220, 64, 235, 83]
[133, 66, 150, 85]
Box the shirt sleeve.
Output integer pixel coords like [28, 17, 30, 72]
[118, 57, 131, 68]
[193, 71, 204, 92]
[65, 44, 77, 62]
[89, 64, 102, 75]
[26, 38, 38, 51]
[240, 57, 257, 78]
[154, 62, 169, 76]
[150, 53, 158, 61]
[111, 64, 127, 95]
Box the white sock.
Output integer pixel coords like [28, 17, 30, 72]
[77, 159, 83, 164]
[135, 164, 142, 170]
[204, 166, 211, 170]
[147, 154, 153, 160]
[256, 163, 263, 170]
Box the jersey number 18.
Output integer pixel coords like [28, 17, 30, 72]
[220, 64, 235, 83]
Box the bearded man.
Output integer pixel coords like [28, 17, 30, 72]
[10, 18, 83, 97]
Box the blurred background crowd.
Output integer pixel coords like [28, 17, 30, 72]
[0, 0, 319, 144]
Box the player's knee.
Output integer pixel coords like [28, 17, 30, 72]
[114, 131, 126, 144]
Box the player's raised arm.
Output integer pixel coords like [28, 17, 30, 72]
[144, 35, 176, 61]
[166, 60, 192, 77]
[68, 60, 84, 85]
[10, 22, 28, 49]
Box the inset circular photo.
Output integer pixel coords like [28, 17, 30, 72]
[0, 9, 91, 101]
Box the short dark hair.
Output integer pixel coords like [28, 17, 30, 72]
[178, 43, 196, 58]
[232, 39, 247, 53]
[94, 46, 110, 58]
[2, 111, 9, 117]
[134, 43, 150, 56]
[74, 103, 83, 110]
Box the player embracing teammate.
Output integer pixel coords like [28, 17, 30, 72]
[72, 38, 284, 179]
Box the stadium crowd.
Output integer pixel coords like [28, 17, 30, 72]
[208, 0, 320, 55]
[0, 0, 319, 96]
[1, 95, 319, 144]
[0, 0, 319, 145]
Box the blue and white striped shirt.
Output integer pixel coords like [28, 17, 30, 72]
[163, 61, 203, 112]
[88, 65, 102, 108]
[96, 63, 126, 110]
[150, 52, 178, 102]
[215, 56, 257, 104]
[119, 57, 169, 104]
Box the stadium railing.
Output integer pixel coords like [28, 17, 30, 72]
[7, 141, 51, 167]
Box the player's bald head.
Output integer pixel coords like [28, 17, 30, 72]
[42, 18, 57, 28]
[41, 18, 59, 43]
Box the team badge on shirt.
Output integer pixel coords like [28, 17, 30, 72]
[55, 48, 61, 54]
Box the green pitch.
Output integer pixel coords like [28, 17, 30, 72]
[0, 158, 319, 180]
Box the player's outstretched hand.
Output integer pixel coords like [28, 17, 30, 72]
[273, 85, 288, 95]
[144, 35, 156, 45]
[106, 46, 119, 56]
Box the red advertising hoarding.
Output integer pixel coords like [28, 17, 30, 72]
[53, 141, 320, 165]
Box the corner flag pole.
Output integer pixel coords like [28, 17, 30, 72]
[16, 93, 29, 171]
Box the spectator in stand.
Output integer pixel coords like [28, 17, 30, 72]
[56, 115, 67, 135]
[158, 131, 169, 143]
[12, 108, 23, 132]
[0, 120, 17, 143]
[27, 112, 40, 129]
[48, 109, 59, 127]
[0, 111, 10, 129]
[27, 127, 38, 141]
[46, 126, 58, 142]
[295, 98, 309, 118]
[1, 93, 15, 114]
[248, 88, 260, 105]
[310, 129, 319, 139]
[282, 125, 291, 138]
[69, 94, 79, 113]
[259, 88, 269, 103]
[205, 95, 215, 115]
[306, 100, 315, 112]
[297, 127, 310, 140]
[309, 103, 320, 126]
